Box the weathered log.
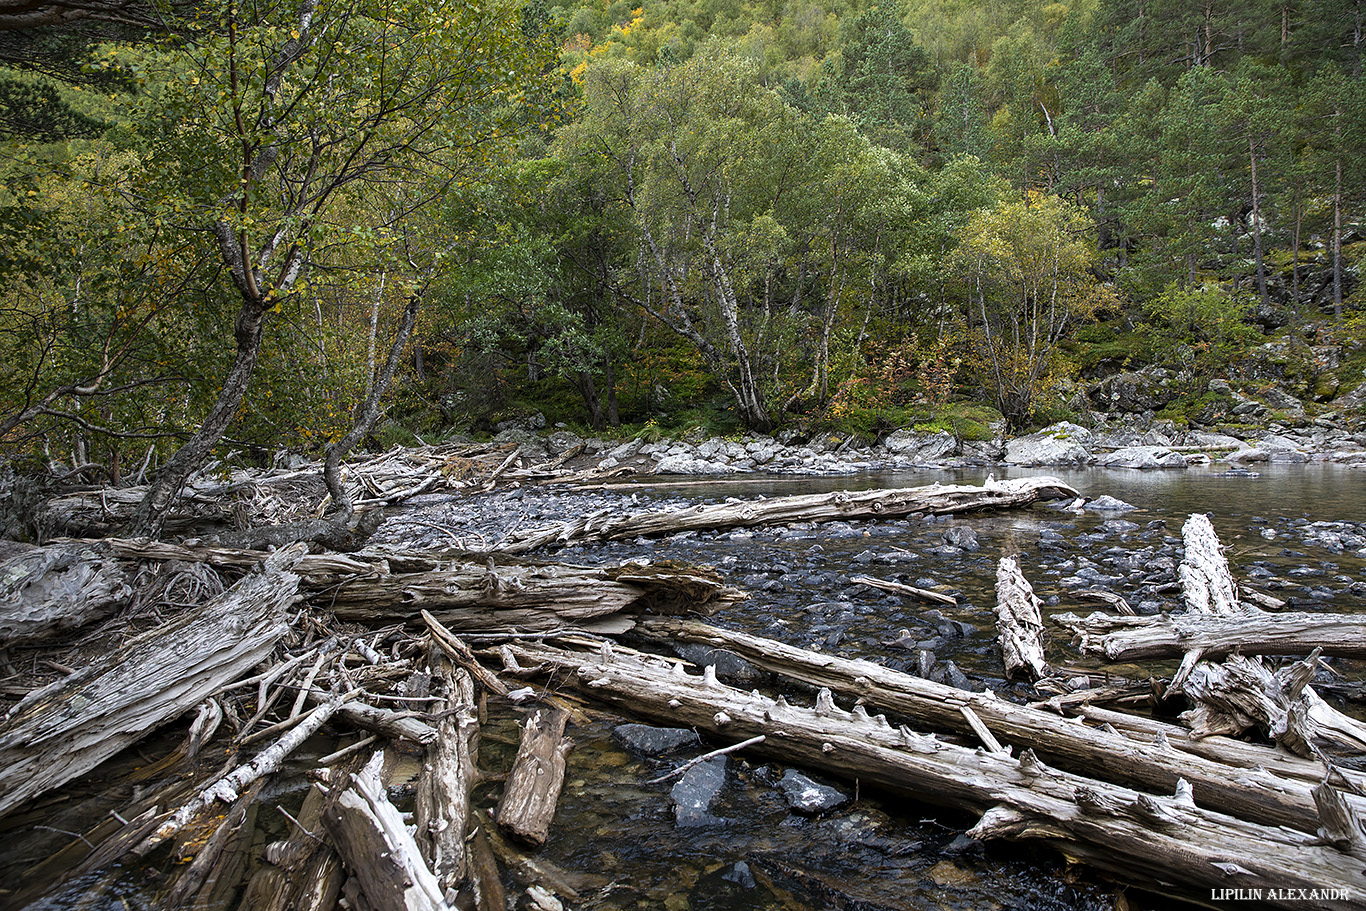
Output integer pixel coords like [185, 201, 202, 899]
[502, 638, 1365, 910]
[994, 555, 1049, 680]
[415, 663, 480, 898]
[239, 784, 345, 911]
[322, 750, 450, 911]
[423, 610, 510, 696]
[1180, 512, 1243, 615]
[1054, 609, 1366, 664]
[326, 557, 740, 632]
[849, 573, 956, 606]
[493, 477, 1080, 554]
[162, 779, 264, 909]
[0, 544, 304, 819]
[635, 618, 1364, 835]
[495, 706, 572, 846]
[73, 536, 742, 633]
[466, 821, 507, 911]
[0, 540, 132, 647]
[1181, 651, 1366, 758]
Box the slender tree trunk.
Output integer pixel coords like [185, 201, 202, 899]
[323, 294, 420, 521]
[1249, 135, 1269, 309]
[126, 298, 269, 536]
[364, 272, 386, 401]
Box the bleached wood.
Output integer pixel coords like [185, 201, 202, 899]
[495, 707, 572, 846]
[0, 544, 304, 818]
[415, 665, 480, 897]
[994, 555, 1049, 680]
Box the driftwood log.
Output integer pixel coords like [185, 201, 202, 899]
[493, 477, 1080, 553]
[495, 707, 572, 846]
[994, 555, 1048, 680]
[635, 619, 1366, 835]
[322, 751, 450, 911]
[0, 544, 304, 817]
[415, 663, 480, 899]
[499, 637, 1365, 910]
[0, 540, 132, 648]
[239, 783, 345, 911]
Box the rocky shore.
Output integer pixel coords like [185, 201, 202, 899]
[486, 409, 1366, 477]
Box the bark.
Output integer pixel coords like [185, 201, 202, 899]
[415, 664, 480, 898]
[495, 477, 1080, 554]
[1179, 512, 1242, 616]
[501, 638, 1365, 909]
[0, 539, 132, 647]
[994, 555, 1049, 681]
[0, 544, 303, 818]
[322, 750, 450, 911]
[635, 619, 1364, 836]
[495, 706, 571, 846]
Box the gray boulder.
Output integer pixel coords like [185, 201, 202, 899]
[777, 770, 849, 814]
[1094, 445, 1188, 469]
[1089, 369, 1179, 413]
[1004, 422, 1093, 467]
[883, 429, 957, 462]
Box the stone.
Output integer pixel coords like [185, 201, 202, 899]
[1004, 422, 1093, 467]
[777, 769, 849, 814]
[883, 429, 957, 462]
[1094, 445, 1188, 469]
[1084, 495, 1137, 512]
[614, 724, 700, 756]
[672, 756, 729, 826]
[941, 526, 980, 551]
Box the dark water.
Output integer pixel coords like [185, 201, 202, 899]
[7, 464, 1365, 910]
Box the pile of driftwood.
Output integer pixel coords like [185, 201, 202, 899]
[30, 439, 631, 541]
[2, 475, 1364, 910]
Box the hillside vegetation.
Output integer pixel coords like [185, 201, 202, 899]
[2, 0, 1364, 493]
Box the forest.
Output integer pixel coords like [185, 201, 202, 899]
[2, 0, 1366, 508]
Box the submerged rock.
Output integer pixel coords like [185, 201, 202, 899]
[614, 723, 700, 756]
[672, 756, 729, 826]
[1094, 446, 1187, 469]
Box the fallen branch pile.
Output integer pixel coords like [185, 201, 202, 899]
[2, 481, 1363, 911]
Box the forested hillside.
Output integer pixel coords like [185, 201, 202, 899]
[3, 0, 1365, 495]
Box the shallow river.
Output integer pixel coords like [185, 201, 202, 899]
[11, 464, 1366, 911]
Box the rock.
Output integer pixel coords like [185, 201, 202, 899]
[672, 643, 766, 686]
[608, 438, 644, 461]
[1004, 422, 1093, 467]
[672, 756, 729, 827]
[1084, 495, 1137, 512]
[777, 770, 849, 814]
[614, 724, 701, 756]
[654, 454, 729, 475]
[494, 410, 546, 432]
[1089, 369, 1179, 413]
[1094, 445, 1188, 469]
[941, 526, 980, 551]
[546, 429, 583, 454]
[883, 429, 957, 462]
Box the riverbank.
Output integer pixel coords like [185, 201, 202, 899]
[483, 410, 1366, 479]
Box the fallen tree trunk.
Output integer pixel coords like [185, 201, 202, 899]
[0, 544, 304, 819]
[322, 751, 450, 911]
[73, 537, 741, 634]
[1053, 609, 1366, 664]
[1179, 513, 1243, 615]
[0, 540, 133, 648]
[634, 619, 1363, 835]
[994, 555, 1048, 681]
[415, 663, 480, 899]
[495, 707, 571, 846]
[239, 783, 345, 911]
[326, 558, 740, 632]
[493, 477, 1081, 554]
[499, 638, 1365, 909]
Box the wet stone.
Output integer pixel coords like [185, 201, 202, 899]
[777, 770, 850, 815]
[1085, 495, 1137, 512]
[614, 724, 701, 756]
[671, 756, 729, 827]
[671, 643, 766, 686]
[942, 526, 980, 551]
